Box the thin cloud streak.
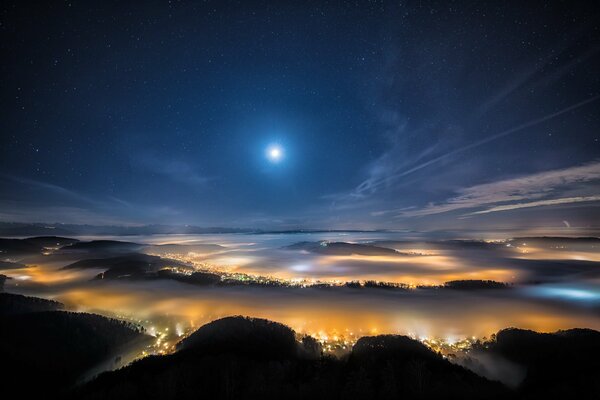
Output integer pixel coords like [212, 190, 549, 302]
[399, 161, 600, 218]
[470, 195, 600, 215]
[356, 94, 600, 198]
[0, 172, 96, 205]
[0, 172, 180, 224]
[478, 22, 597, 114]
[132, 152, 213, 187]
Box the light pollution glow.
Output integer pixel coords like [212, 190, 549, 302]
[2, 232, 600, 358]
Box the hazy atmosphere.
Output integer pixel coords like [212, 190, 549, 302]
[1, 1, 599, 399]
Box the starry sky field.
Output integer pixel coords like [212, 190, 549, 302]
[1, 1, 599, 231]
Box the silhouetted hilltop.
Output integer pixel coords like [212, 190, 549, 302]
[347, 335, 506, 399]
[476, 328, 600, 398]
[510, 257, 600, 281]
[63, 255, 222, 285]
[76, 316, 508, 400]
[22, 236, 80, 248]
[441, 240, 504, 249]
[157, 269, 222, 285]
[60, 240, 144, 254]
[418, 280, 510, 290]
[285, 241, 401, 256]
[0, 306, 579, 399]
[178, 316, 300, 360]
[0, 295, 596, 400]
[62, 253, 192, 279]
[0, 236, 80, 257]
[0, 297, 150, 399]
[350, 280, 411, 290]
[351, 334, 438, 361]
[511, 236, 600, 244]
[0, 292, 63, 315]
[445, 280, 509, 290]
[145, 243, 226, 255]
[374, 239, 505, 251]
[0, 237, 43, 255]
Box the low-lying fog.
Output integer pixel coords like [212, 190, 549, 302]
[2, 232, 599, 342]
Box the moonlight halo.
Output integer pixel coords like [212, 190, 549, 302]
[266, 144, 284, 163]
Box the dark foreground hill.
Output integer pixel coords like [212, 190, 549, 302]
[76, 316, 507, 400]
[1, 293, 599, 399]
[0, 293, 150, 399]
[74, 318, 600, 400]
[0, 292, 63, 315]
[474, 328, 600, 398]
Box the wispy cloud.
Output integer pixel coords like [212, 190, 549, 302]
[0, 172, 96, 205]
[133, 152, 212, 187]
[370, 206, 416, 217]
[399, 161, 600, 217]
[357, 95, 600, 200]
[0, 173, 181, 224]
[326, 94, 600, 213]
[478, 23, 598, 114]
[470, 195, 600, 215]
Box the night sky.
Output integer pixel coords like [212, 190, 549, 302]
[1, 1, 599, 230]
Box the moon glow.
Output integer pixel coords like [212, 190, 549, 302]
[266, 145, 284, 163]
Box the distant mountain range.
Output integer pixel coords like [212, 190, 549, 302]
[0, 222, 255, 236]
[0, 222, 387, 237]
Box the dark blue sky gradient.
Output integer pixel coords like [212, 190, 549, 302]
[1, 1, 599, 230]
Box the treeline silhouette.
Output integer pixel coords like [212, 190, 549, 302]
[72, 318, 600, 400]
[0, 292, 63, 315]
[284, 241, 403, 256]
[62, 253, 192, 280]
[0, 236, 79, 256]
[418, 280, 510, 290]
[63, 252, 512, 293]
[76, 316, 508, 400]
[0, 293, 149, 398]
[2, 293, 599, 399]
[0, 274, 8, 291]
[344, 280, 411, 289]
[473, 328, 600, 398]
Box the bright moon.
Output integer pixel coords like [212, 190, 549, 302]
[266, 145, 284, 162]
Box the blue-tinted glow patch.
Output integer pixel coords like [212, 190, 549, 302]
[527, 285, 600, 302]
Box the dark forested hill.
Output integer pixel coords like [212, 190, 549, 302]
[1, 293, 599, 400]
[0, 293, 150, 398]
[0, 292, 63, 315]
[75, 316, 508, 400]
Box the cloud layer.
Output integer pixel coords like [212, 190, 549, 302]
[400, 161, 600, 218]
